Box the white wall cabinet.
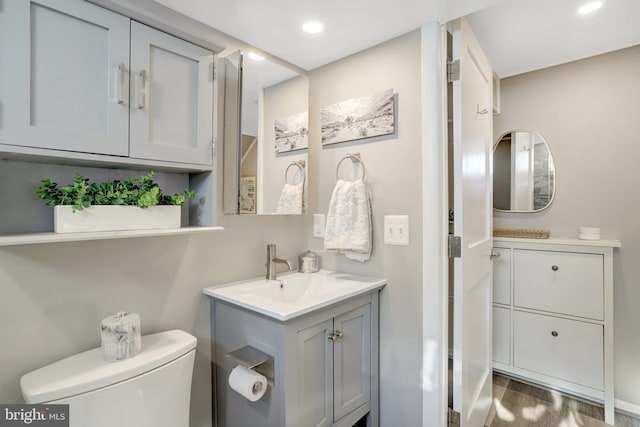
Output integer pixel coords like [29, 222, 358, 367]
[211, 292, 380, 427]
[492, 237, 620, 425]
[0, 0, 214, 166]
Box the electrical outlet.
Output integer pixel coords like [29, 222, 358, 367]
[313, 214, 325, 238]
[384, 215, 409, 246]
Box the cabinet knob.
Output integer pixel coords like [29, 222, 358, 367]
[551, 265, 559, 271]
[551, 331, 559, 337]
[328, 330, 344, 341]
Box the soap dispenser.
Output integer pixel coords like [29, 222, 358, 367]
[298, 250, 320, 273]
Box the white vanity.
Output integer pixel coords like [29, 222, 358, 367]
[203, 271, 385, 427]
[492, 237, 621, 424]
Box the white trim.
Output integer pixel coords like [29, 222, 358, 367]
[420, 22, 448, 427]
[615, 399, 640, 418]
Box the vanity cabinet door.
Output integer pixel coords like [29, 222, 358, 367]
[129, 22, 214, 165]
[3, 0, 130, 155]
[297, 319, 333, 427]
[333, 304, 371, 421]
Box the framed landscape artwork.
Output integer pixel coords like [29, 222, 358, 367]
[321, 88, 395, 145]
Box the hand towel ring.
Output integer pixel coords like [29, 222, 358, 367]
[336, 153, 365, 181]
[285, 160, 306, 185]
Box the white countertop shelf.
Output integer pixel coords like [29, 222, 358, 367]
[0, 226, 224, 246]
[493, 236, 621, 248]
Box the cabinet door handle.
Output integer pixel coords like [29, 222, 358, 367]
[551, 265, 559, 271]
[137, 70, 147, 109]
[490, 250, 501, 260]
[551, 331, 558, 337]
[113, 63, 125, 105]
[328, 330, 344, 341]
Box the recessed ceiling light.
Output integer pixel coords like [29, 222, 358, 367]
[302, 21, 324, 34]
[578, 1, 603, 14]
[248, 52, 264, 61]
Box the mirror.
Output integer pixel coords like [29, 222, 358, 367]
[493, 130, 556, 212]
[223, 50, 309, 215]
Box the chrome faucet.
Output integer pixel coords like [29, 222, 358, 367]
[266, 244, 293, 280]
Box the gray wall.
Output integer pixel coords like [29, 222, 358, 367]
[494, 45, 640, 410]
[306, 30, 425, 426]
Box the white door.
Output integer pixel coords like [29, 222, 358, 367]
[451, 17, 494, 427]
[2, 0, 130, 155]
[129, 22, 214, 165]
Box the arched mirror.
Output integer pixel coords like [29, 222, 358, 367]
[493, 130, 556, 212]
[223, 50, 309, 215]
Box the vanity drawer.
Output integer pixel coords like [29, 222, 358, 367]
[513, 310, 603, 390]
[514, 250, 603, 320]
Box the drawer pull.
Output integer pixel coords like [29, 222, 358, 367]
[551, 331, 559, 337]
[551, 265, 559, 271]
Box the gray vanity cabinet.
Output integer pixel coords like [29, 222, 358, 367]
[211, 291, 380, 427]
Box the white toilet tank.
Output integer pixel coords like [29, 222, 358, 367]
[20, 330, 197, 427]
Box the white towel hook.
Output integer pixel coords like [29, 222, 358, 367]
[336, 153, 365, 181]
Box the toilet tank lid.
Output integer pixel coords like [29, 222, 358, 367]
[20, 329, 197, 404]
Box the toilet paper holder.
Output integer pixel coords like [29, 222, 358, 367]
[226, 346, 275, 387]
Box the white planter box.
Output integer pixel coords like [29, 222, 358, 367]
[54, 205, 181, 234]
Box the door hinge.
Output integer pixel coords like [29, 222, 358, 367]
[448, 235, 461, 258]
[448, 408, 460, 427]
[447, 59, 460, 82]
[210, 63, 216, 82]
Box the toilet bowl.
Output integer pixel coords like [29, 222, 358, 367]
[20, 329, 197, 427]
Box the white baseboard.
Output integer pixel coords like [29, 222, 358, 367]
[615, 399, 640, 418]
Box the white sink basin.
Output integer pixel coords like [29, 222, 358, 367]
[203, 270, 386, 321]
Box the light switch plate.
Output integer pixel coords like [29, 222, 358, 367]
[384, 215, 409, 246]
[313, 214, 325, 238]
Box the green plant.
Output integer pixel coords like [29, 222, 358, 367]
[36, 172, 197, 212]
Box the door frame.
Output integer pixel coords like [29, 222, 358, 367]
[420, 21, 450, 427]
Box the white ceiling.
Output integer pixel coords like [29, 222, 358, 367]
[154, 0, 640, 77]
[468, 0, 640, 77]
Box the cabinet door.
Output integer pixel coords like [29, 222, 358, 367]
[513, 310, 604, 390]
[492, 306, 510, 365]
[129, 22, 213, 165]
[3, 0, 130, 155]
[333, 305, 371, 421]
[514, 249, 604, 320]
[297, 319, 333, 427]
[492, 247, 511, 305]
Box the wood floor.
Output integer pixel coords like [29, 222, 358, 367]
[484, 373, 640, 427]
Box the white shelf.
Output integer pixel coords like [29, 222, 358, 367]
[494, 236, 621, 248]
[0, 226, 224, 246]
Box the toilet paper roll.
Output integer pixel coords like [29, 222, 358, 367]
[228, 365, 268, 402]
[101, 311, 141, 362]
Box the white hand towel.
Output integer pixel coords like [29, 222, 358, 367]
[276, 182, 303, 214]
[324, 179, 372, 261]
